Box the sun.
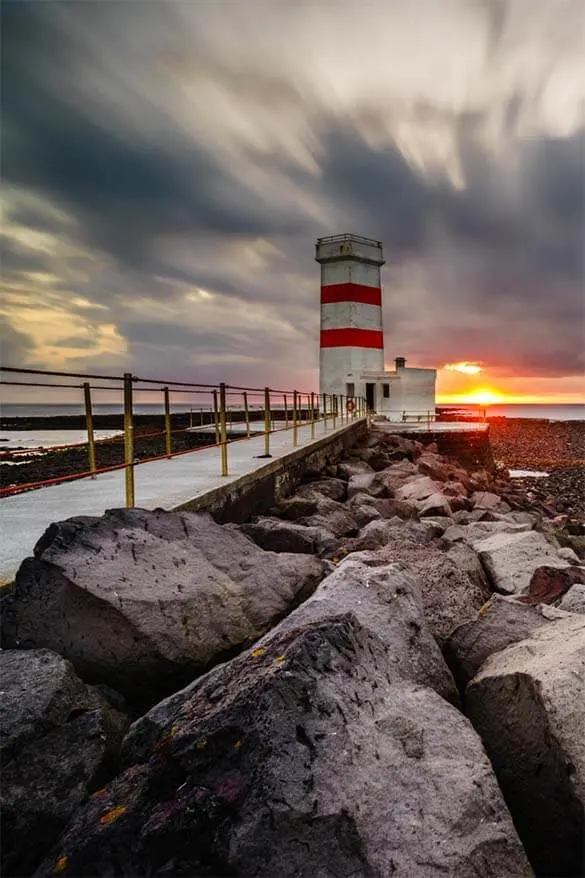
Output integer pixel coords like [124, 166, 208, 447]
[460, 388, 505, 406]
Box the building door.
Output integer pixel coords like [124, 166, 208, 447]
[366, 383, 376, 411]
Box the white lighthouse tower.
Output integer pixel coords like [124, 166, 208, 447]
[316, 233, 437, 417]
[316, 234, 385, 398]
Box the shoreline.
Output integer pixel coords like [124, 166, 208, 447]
[2, 417, 584, 521]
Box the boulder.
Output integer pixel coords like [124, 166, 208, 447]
[241, 517, 337, 556]
[559, 584, 585, 614]
[299, 498, 359, 539]
[517, 565, 585, 605]
[345, 492, 384, 527]
[1, 649, 128, 878]
[275, 496, 319, 520]
[472, 530, 568, 595]
[558, 546, 582, 564]
[261, 556, 458, 703]
[2, 509, 324, 705]
[335, 542, 490, 645]
[336, 459, 373, 480]
[43, 618, 532, 878]
[472, 491, 503, 510]
[442, 520, 533, 547]
[443, 481, 469, 497]
[374, 460, 418, 494]
[444, 597, 550, 689]
[416, 453, 451, 482]
[346, 472, 387, 499]
[296, 478, 346, 502]
[466, 616, 585, 877]
[418, 492, 452, 518]
[395, 475, 440, 503]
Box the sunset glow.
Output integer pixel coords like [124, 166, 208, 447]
[444, 362, 484, 376]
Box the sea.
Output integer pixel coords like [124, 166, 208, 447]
[2, 403, 584, 420]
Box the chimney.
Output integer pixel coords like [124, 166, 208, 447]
[395, 357, 406, 370]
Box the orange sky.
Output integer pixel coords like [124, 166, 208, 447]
[430, 363, 584, 405]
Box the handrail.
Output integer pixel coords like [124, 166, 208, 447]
[1, 365, 367, 505]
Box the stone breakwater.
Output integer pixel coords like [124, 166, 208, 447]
[1, 427, 584, 877]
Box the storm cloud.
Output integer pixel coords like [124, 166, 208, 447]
[1, 0, 584, 397]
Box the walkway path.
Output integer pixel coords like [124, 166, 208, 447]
[0, 418, 356, 582]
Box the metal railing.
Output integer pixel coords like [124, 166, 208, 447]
[0, 366, 367, 506]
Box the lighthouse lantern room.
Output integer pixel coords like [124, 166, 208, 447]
[316, 234, 436, 420]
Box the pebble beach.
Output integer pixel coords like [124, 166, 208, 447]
[488, 418, 585, 521]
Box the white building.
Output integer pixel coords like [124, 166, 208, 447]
[316, 234, 436, 421]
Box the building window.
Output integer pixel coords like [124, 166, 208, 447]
[346, 382, 355, 397]
[382, 384, 390, 398]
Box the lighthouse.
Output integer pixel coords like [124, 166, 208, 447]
[316, 234, 385, 398]
[316, 233, 437, 418]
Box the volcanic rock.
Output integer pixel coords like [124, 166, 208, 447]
[1, 649, 128, 878]
[41, 617, 532, 878]
[466, 616, 585, 877]
[2, 509, 324, 705]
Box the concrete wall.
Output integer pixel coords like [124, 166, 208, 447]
[173, 418, 368, 523]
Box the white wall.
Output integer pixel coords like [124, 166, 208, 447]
[321, 260, 381, 287]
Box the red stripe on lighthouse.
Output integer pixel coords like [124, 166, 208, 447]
[320, 328, 384, 349]
[320, 283, 382, 306]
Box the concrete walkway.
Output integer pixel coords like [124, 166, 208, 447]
[0, 417, 358, 582]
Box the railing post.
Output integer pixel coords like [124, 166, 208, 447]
[283, 394, 289, 429]
[264, 387, 271, 456]
[293, 390, 298, 447]
[243, 391, 250, 438]
[164, 386, 172, 458]
[123, 372, 135, 508]
[83, 382, 97, 478]
[219, 382, 228, 475]
[212, 390, 220, 444]
[323, 394, 328, 431]
[310, 391, 315, 439]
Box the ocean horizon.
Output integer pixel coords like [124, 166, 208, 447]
[1, 402, 584, 421]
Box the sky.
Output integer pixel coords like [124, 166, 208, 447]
[1, 0, 584, 405]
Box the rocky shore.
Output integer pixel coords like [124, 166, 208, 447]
[1, 426, 584, 877]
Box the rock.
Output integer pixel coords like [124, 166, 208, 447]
[472, 530, 568, 595]
[346, 472, 387, 499]
[444, 597, 549, 688]
[517, 565, 585, 605]
[443, 481, 469, 497]
[344, 542, 490, 645]
[559, 584, 585, 614]
[442, 521, 532, 547]
[472, 491, 503, 510]
[395, 475, 440, 503]
[558, 546, 581, 563]
[418, 492, 453, 518]
[2, 510, 324, 705]
[374, 460, 418, 494]
[345, 492, 384, 527]
[417, 453, 451, 482]
[336, 459, 373, 480]
[296, 478, 346, 502]
[466, 616, 585, 877]
[300, 498, 359, 539]
[338, 519, 399, 555]
[382, 497, 419, 519]
[275, 496, 319, 520]
[353, 446, 392, 471]
[419, 517, 451, 537]
[44, 617, 533, 878]
[241, 517, 337, 556]
[1, 649, 128, 878]
[265, 556, 458, 703]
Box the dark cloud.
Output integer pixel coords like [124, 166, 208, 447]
[1, 0, 583, 388]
